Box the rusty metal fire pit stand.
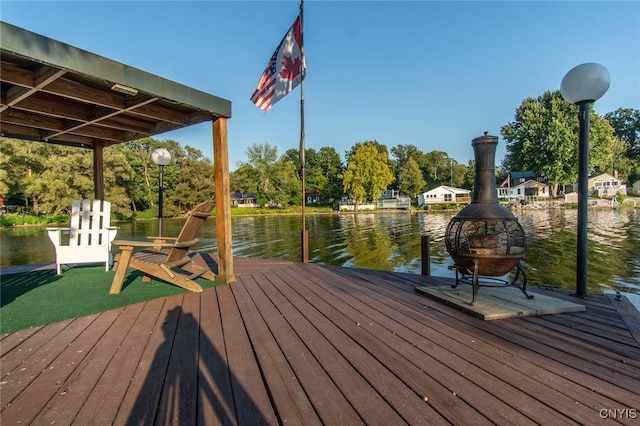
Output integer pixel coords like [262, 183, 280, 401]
[448, 261, 532, 305]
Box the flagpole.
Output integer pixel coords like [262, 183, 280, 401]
[299, 0, 308, 263]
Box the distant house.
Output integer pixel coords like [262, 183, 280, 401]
[336, 195, 375, 211]
[630, 180, 640, 196]
[565, 172, 627, 198]
[231, 192, 258, 208]
[417, 186, 471, 206]
[499, 171, 550, 200]
[376, 189, 411, 209]
[589, 173, 626, 197]
[305, 189, 326, 205]
[336, 190, 410, 211]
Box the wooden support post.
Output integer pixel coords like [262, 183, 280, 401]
[93, 140, 105, 200]
[421, 235, 431, 276]
[213, 118, 236, 283]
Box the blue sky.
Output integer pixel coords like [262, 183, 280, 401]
[3, 1, 639, 170]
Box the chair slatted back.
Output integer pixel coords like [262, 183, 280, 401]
[165, 200, 214, 263]
[69, 199, 111, 247]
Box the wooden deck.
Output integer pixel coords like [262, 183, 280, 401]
[2, 258, 639, 425]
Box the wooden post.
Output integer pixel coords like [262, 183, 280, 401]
[213, 118, 235, 283]
[421, 235, 431, 276]
[93, 140, 105, 200]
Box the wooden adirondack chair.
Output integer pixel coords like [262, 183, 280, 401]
[109, 200, 216, 294]
[47, 199, 119, 275]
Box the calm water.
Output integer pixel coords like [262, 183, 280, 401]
[1, 208, 639, 296]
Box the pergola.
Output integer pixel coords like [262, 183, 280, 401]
[0, 21, 235, 282]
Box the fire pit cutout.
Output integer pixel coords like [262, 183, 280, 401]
[445, 132, 533, 305]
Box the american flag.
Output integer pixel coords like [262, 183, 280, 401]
[250, 15, 304, 112]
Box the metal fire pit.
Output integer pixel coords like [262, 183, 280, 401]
[445, 133, 533, 305]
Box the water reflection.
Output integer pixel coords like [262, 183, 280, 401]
[1, 208, 638, 295]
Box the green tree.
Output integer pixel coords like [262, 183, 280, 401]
[171, 146, 214, 213]
[391, 144, 426, 189]
[316, 146, 344, 201]
[450, 161, 471, 189]
[284, 147, 317, 202]
[341, 142, 394, 210]
[396, 157, 426, 199]
[345, 140, 389, 162]
[103, 146, 136, 217]
[501, 90, 621, 197]
[422, 151, 452, 188]
[243, 142, 279, 206]
[588, 114, 630, 180]
[604, 108, 640, 184]
[34, 148, 94, 215]
[0, 138, 55, 213]
[230, 163, 259, 196]
[123, 138, 162, 212]
[605, 108, 640, 161]
[238, 143, 299, 207]
[462, 160, 475, 189]
[270, 157, 301, 207]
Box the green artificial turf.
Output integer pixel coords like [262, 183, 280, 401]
[0, 266, 223, 334]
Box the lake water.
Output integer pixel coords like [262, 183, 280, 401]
[1, 208, 639, 298]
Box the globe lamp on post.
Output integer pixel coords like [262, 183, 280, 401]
[151, 148, 172, 237]
[560, 63, 610, 298]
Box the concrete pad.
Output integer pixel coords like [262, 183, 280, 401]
[415, 283, 585, 320]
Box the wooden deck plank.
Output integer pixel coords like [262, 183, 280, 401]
[1, 309, 123, 424]
[276, 265, 532, 425]
[1, 257, 639, 425]
[532, 313, 640, 349]
[516, 316, 640, 369]
[0, 324, 45, 354]
[336, 267, 640, 419]
[35, 302, 147, 424]
[216, 284, 278, 425]
[608, 293, 640, 346]
[254, 269, 412, 425]
[1, 318, 76, 386]
[154, 292, 202, 424]
[1, 316, 98, 410]
[73, 297, 167, 424]
[236, 273, 364, 425]
[263, 267, 452, 425]
[231, 275, 323, 426]
[314, 266, 587, 425]
[198, 284, 237, 426]
[112, 296, 184, 425]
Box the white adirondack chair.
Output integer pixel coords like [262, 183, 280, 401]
[47, 199, 119, 274]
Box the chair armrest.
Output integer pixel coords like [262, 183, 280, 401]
[46, 227, 70, 246]
[146, 236, 177, 242]
[106, 226, 119, 244]
[112, 239, 174, 249]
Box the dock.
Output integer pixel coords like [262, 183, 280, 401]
[2, 258, 639, 424]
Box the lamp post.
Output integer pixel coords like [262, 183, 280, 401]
[151, 148, 172, 237]
[560, 63, 610, 298]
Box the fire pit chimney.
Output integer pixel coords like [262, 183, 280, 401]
[472, 132, 499, 204]
[457, 133, 510, 219]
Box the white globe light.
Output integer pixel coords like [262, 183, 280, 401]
[151, 148, 172, 166]
[560, 63, 610, 104]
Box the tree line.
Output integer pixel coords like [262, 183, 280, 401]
[1, 91, 638, 217]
